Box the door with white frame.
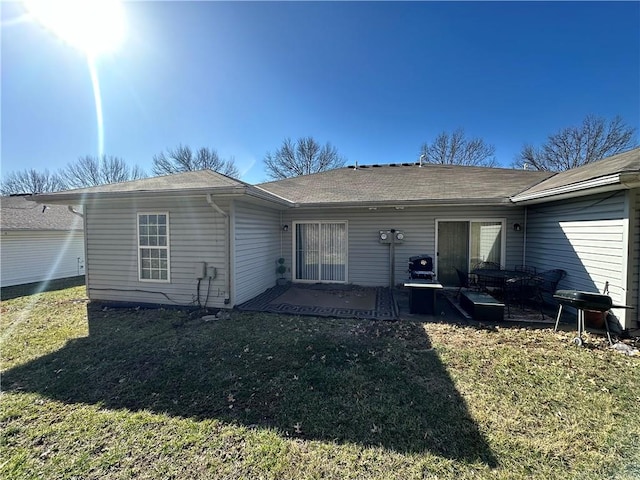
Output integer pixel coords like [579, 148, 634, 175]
[436, 219, 506, 286]
[294, 221, 347, 283]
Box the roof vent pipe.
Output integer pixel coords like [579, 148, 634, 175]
[419, 153, 425, 167]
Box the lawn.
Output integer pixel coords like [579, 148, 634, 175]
[1, 285, 639, 479]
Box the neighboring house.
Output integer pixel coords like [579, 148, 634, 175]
[31, 148, 640, 330]
[1, 195, 84, 287]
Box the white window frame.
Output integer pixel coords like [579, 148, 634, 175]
[137, 212, 170, 283]
[292, 220, 348, 284]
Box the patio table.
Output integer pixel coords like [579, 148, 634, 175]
[471, 269, 531, 293]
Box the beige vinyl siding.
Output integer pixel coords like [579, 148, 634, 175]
[233, 201, 282, 305]
[0, 230, 85, 287]
[281, 205, 525, 287]
[84, 196, 229, 308]
[525, 191, 633, 328]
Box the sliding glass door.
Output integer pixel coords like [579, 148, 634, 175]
[470, 222, 503, 267]
[436, 219, 505, 286]
[295, 222, 347, 283]
[436, 221, 470, 286]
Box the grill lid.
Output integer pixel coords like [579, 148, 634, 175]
[408, 254, 433, 271]
[553, 290, 613, 312]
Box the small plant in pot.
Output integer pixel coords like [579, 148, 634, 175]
[276, 257, 288, 286]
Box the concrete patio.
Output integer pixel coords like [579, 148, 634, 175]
[237, 282, 569, 330]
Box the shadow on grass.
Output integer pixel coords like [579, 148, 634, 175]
[3, 303, 497, 465]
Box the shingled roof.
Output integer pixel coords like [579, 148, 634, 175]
[512, 147, 640, 202]
[31, 170, 291, 206]
[37, 170, 242, 197]
[258, 163, 553, 206]
[29, 149, 639, 209]
[1, 195, 83, 231]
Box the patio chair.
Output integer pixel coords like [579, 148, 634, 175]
[537, 269, 567, 298]
[455, 268, 478, 297]
[514, 265, 537, 275]
[504, 275, 545, 320]
[472, 261, 502, 271]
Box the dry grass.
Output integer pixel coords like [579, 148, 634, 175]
[1, 285, 639, 479]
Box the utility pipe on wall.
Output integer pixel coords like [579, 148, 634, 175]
[389, 229, 396, 289]
[206, 194, 231, 305]
[522, 206, 528, 267]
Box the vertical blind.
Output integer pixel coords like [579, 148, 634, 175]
[295, 222, 346, 282]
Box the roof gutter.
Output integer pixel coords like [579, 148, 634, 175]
[510, 173, 640, 205]
[291, 197, 514, 209]
[29, 185, 293, 207]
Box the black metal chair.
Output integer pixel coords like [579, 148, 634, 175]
[471, 262, 503, 292]
[455, 268, 478, 297]
[514, 265, 537, 274]
[537, 269, 567, 299]
[472, 261, 502, 271]
[504, 275, 546, 319]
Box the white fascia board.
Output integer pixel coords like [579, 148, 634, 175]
[510, 174, 623, 204]
[293, 198, 514, 209]
[30, 185, 294, 208]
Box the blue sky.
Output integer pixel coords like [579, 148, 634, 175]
[2, 1, 639, 184]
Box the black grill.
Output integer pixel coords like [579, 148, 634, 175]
[553, 290, 613, 312]
[408, 255, 434, 280]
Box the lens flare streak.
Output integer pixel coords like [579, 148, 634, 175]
[87, 58, 105, 159]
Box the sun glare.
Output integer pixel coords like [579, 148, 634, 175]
[24, 0, 125, 57]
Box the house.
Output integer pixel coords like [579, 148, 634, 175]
[1, 195, 85, 287]
[30, 148, 640, 330]
[510, 147, 640, 329]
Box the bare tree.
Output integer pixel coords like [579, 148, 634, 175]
[62, 155, 146, 188]
[264, 137, 346, 179]
[0, 169, 66, 195]
[152, 145, 239, 178]
[419, 129, 497, 167]
[517, 115, 638, 171]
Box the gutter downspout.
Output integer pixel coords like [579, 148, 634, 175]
[207, 194, 231, 305]
[522, 206, 528, 267]
[68, 205, 88, 298]
[279, 210, 283, 259]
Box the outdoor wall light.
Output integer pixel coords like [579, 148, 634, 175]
[282, 225, 289, 232]
[513, 223, 522, 232]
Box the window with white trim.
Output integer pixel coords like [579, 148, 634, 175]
[138, 213, 170, 282]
